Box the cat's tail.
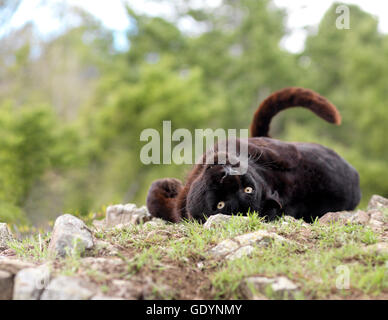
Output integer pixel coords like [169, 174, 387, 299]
[250, 87, 341, 137]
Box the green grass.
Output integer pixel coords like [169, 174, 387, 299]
[209, 217, 387, 299]
[4, 212, 387, 300]
[7, 232, 53, 262]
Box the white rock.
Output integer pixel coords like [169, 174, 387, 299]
[48, 214, 94, 258]
[40, 276, 95, 300]
[319, 210, 370, 225]
[0, 257, 35, 274]
[13, 265, 50, 300]
[0, 223, 13, 250]
[203, 214, 233, 229]
[109, 223, 135, 231]
[365, 243, 388, 255]
[369, 209, 384, 222]
[105, 204, 152, 228]
[271, 277, 298, 292]
[367, 195, 388, 210]
[204, 214, 249, 229]
[0, 270, 13, 300]
[208, 239, 239, 258]
[209, 230, 288, 259]
[368, 209, 386, 232]
[234, 230, 288, 246]
[144, 218, 167, 228]
[226, 245, 255, 260]
[241, 276, 298, 299]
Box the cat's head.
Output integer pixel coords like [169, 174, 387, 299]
[146, 144, 284, 222]
[185, 150, 282, 222]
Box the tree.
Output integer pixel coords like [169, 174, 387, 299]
[294, 3, 388, 204]
[0, 0, 22, 28]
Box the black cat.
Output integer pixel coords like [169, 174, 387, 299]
[146, 87, 361, 222]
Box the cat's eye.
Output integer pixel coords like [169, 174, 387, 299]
[244, 187, 253, 194]
[217, 201, 225, 209]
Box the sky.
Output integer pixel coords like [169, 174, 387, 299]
[4, 0, 388, 53]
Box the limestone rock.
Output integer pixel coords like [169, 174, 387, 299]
[368, 218, 384, 233]
[105, 204, 152, 228]
[364, 242, 388, 255]
[204, 214, 250, 229]
[319, 210, 370, 225]
[108, 223, 136, 231]
[234, 230, 288, 246]
[144, 218, 168, 228]
[367, 195, 388, 210]
[48, 214, 94, 258]
[209, 239, 240, 258]
[40, 276, 95, 300]
[369, 209, 384, 222]
[203, 214, 233, 229]
[0, 223, 13, 250]
[226, 245, 255, 261]
[319, 204, 387, 233]
[241, 276, 298, 299]
[209, 230, 288, 259]
[93, 204, 152, 230]
[0, 257, 35, 274]
[0, 270, 13, 300]
[0, 248, 16, 257]
[366, 209, 386, 232]
[13, 265, 50, 300]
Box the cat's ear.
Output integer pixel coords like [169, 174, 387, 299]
[146, 178, 183, 223]
[262, 190, 282, 217]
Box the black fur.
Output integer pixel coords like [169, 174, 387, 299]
[146, 87, 361, 222]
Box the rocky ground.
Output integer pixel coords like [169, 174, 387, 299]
[0, 195, 387, 300]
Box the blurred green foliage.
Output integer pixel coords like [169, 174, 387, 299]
[0, 1, 387, 226]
